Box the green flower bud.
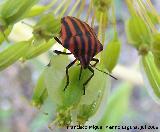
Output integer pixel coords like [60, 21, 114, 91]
[26, 5, 48, 18]
[0, 25, 12, 44]
[77, 104, 95, 124]
[95, 11, 108, 27]
[77, 93, 102, 125]
[93, 0, 112, 12]
[0, 41, 30, 71]
[49, 108, 72, 128]
[141, 53, 160, 103]
[138, 44, 150, 56]
[32, 71, 48, 108]
[151, 33, 160, 70]
[33, 13, 61, 41]
[151, 34, 160, 55]
[0, 17, 6, 26]
[0, 0, 39, 24]
[101, 38, 121, 72]
[147, 11, 159, 25]
[154, 57, 160, 71]
[125, 16, 152, 48]
[22, 38, 54, 60]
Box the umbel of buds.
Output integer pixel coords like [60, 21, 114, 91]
[32, 55, 109, 127]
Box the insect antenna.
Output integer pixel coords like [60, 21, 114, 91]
[91, 65, 117, 80]
[21, 21, 34, 28]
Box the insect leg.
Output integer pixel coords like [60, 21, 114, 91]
[64, 59, 77, 91]
[79, 66, 83, 80]
[53, 37, 73, 54]
[54, 50, 72, 55]
[83, 66, 94, 95]
[54, 37, 62, 44]
[47, 50, 72, 66]
[91, 58, 99, 67]
[47, 61, 51, 67]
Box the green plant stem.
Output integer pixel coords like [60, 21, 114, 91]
[112, 1, 118, 38]
[101, 13, 106, 45]
[137, 0, 157, 33]
[98, 12, 103, 42]
[46, 0, 58, 9]
[125, 0, 137, 16]
[53, 0, 66, 15]
[68, 0, 80, 16]
[76, 0, 85, 18]
[59, 0, 72, 17]
[91, 10, 95, 28]
[85, 0, 92, 23]
[146, 0, 160, 24]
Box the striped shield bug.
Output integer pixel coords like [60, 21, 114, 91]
[52, 16, 117, 95]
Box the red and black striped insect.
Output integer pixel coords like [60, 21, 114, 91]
[53, 16, 117, 95]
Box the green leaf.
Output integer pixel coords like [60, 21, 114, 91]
[141, 53, 160, 102]
[23, 39, 55, 60]
[98, 83, 132, 130]
[32, 71, 48, 108]
[101, 38, 121, 72]
[0, 41, 30, 71]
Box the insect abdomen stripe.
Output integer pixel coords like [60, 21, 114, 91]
[76, 36, 82, 59]
[69, 17, 83, 36]
[61, 18, 72, 38]
[61, 18, 72, 48]
[86, 34, 92, 62]
[64, 17, 77, 36]
[68, 18, 86, 61]
[74, 17, 95, 37]
[72, 17, 97, 58]
[80, 36, 86, 65]
[71, 17, 86, 35]
[90, 35, 95, 58]
[73, 37, 79, 57]
[71, 17, 92, 63]
[83, 35, 89, 62]
[93, 37, 97, 57]
[61, 24, 67, 42]
[72, 17, 92, 62]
